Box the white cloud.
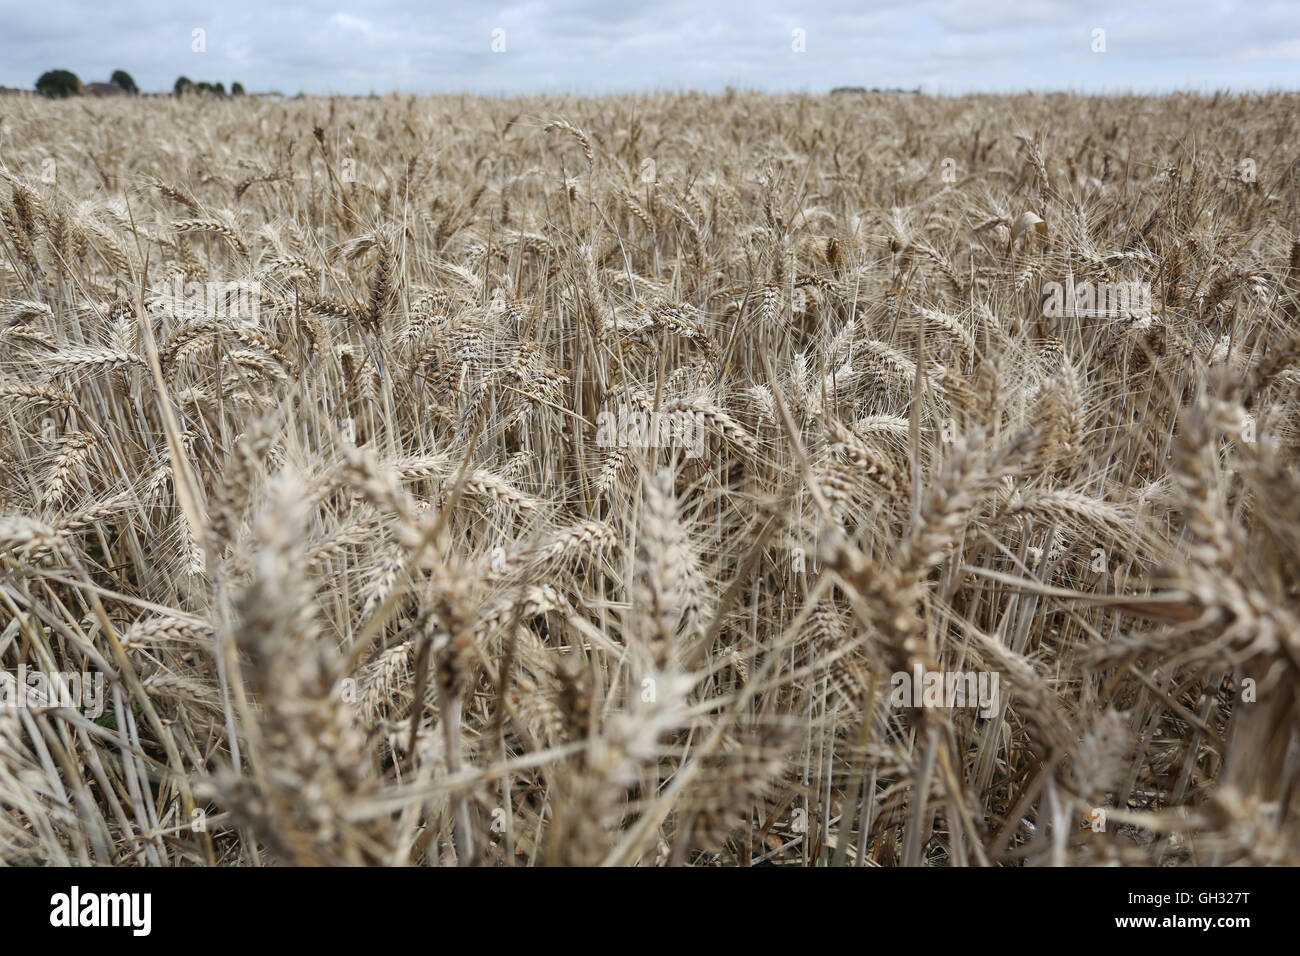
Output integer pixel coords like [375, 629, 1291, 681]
[326, 13, 377, 37]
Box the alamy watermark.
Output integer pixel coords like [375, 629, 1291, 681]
[595, 403, 706, 459]
[50, 886, 150, 936]
[890, 665, 999, 718]
[1, 665, 104, 719]
[1042, 279, 1151, 319]
[155, 276, 262, 327]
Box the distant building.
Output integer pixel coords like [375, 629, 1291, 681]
[84, 82, 127, 97]
[249, 91, 286, 101]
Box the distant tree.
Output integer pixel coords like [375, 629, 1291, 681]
[196, 81, 214, 95]
[231, 81, 245, 96]
[110, 70, 138, 95]
[212, 82, 226, 97]
[174, 76, 195, 96]
[36, 70, 81, 98]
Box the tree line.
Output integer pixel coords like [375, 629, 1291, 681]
[34, 70, 246, 97]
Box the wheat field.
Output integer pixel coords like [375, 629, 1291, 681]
[1, 90, 1298, 866]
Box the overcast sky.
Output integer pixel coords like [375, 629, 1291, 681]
[2, 0, 1297, 96]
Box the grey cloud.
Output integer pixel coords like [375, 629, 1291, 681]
[0, 0, 1294, 95]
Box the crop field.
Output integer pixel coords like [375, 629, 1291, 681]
[1, 90, 1298, 865]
